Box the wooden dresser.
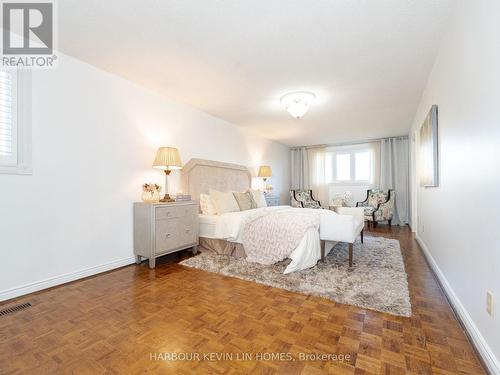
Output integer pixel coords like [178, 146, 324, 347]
[133, 201, 199, 268]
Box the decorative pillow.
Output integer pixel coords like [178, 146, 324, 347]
[209, 189, 240, 215]
[249, 189, 267, 208]
[199, 193, 217, 215]
[233, 191, 257, 211]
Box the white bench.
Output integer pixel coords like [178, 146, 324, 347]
[319, 207, 365, 267]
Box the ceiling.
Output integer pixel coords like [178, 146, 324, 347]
[58, 0, 455, 146]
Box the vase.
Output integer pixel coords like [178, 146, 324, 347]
[142, 191, 160, 203]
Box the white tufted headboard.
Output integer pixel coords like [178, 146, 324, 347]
[181, 159, 252, 201]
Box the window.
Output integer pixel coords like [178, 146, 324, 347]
[0, 70, 18, 165]
[0, 69, 31, 174]
[355, 151, 370, 181]
[336, 153, 351, 181]
[326, 145, 374, 184]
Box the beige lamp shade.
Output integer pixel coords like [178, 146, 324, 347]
[258, 165, 272, 178]
[152, 147, 182, 170]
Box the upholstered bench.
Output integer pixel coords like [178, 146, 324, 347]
[319, 207, 365, 267]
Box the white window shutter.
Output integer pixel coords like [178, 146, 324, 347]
[0, 69, 18, 165]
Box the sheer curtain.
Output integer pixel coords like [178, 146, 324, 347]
[380, 137, 409, 225]
[307, 147, 329, 207]
[369, 141, 381, 187]
[290, 147, 309, 189]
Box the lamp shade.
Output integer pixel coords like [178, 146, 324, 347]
[152, 147, 182, 170]
[258, 165, 272, 178]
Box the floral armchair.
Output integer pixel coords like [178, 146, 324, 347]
[290, 189, 322, 209]
[356, 189, 395, 227]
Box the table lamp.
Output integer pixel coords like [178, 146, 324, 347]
[258, 165, 272, 193]
[152, 147, 182, 202]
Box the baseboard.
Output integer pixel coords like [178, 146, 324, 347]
[0, 256, 136, 302]
[416, 235, 500, 375]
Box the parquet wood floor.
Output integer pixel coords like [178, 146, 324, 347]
[0, 226, 487, 374]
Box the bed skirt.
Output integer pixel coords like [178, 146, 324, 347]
[199, 237, 246, 259]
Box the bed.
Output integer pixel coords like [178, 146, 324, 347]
[181, 158, 364, 273]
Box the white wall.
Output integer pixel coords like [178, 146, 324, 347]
[410, 1, 500, 372]
[0, 53, 290, 300]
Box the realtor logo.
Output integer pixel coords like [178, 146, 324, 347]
[1, 1, 57, 68]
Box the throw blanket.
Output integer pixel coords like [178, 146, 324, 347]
[242, 210, 320, 265]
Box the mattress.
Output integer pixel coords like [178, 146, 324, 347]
[199, 206, 288, 243]
[198, 214, 218, 238]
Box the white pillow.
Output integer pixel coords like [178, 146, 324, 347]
[199, 193, 217, 215]
[209, 189, 240, 215]
[249, 189, 267, 208]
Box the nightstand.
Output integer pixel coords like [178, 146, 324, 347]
[133, 201, 199, 268]
[265, 195, 280, 206]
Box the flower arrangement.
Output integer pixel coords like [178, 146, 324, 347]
[143, 183, 161, 193]
[331, 191, 353, 207]
[142, 183, 162, 202]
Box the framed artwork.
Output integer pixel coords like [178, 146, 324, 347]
[419, 104, 439, 187]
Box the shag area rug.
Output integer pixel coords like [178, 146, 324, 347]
[180, 236, 411, 317]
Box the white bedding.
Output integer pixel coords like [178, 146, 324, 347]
[201, 206, 338, 273]
[213, 206, 289, 243]
[198, 214, 218, 238]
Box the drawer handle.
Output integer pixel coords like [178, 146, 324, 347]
[164, 233, 172, 239]
[185, 228, 191, 233]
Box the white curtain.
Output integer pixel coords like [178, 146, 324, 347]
[307, 147, 329, 207]
[369, 141, 381, 187]
[380, 137, 409, 225]
[290, 147, 309, 189]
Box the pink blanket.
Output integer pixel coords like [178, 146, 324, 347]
[241, 210, 320, 265]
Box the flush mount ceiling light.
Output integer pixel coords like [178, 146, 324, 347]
[280, 91, 316, 119]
